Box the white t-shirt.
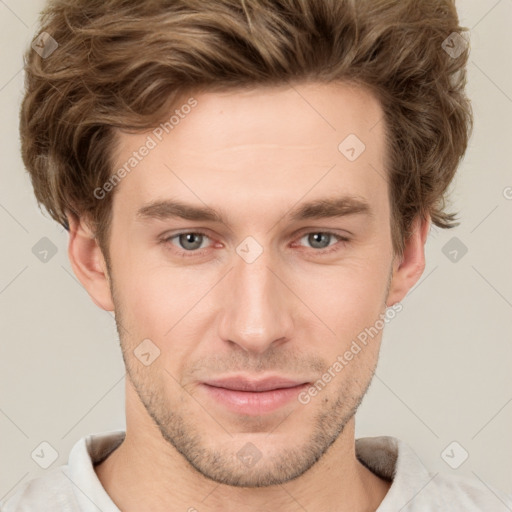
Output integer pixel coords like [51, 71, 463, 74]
[1, 431, 511, 511]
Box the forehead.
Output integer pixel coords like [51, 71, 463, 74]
[110, 82, 388, 225]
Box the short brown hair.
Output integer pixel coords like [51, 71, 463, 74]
[20, 0, 473, 261]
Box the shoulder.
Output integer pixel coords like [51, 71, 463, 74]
[356, 436, 512, 510]
[0, 431, 124, 512]
[0, 466, 79, 511]
[431, 472, 512, 510]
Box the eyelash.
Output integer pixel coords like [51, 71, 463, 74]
[160, 230, 350, 258]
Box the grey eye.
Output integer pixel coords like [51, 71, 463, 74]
[177, 233, 206, 251]
[303, 232, 336, 249]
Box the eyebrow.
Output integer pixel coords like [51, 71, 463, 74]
[135, 195, 372, 225]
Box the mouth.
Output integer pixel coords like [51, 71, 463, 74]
[200, 375, 310, 416]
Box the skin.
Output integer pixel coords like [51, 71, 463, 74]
[67, 81, 430, 512]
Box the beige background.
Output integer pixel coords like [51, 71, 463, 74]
[1, 0, 511, 504]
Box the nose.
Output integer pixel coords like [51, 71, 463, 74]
[217, 248, 295, 354]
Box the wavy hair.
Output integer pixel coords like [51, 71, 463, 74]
[20, 0, 473, 260]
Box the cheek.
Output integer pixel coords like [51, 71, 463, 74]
[116, 265, 204, 366]
[112, 260, 175, 341]
[291, 258, 389, 340]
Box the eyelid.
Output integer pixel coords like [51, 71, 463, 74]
[160, 230, 213, 258]
[291, 230, 350, 254]
[293, 226, 352, 240]
[160, 229, 350, 257]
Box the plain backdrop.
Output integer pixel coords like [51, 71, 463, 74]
[1, 0, 511, 504]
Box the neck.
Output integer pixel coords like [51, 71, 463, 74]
[95, 383, 390, 512]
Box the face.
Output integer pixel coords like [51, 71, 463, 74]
[84, 82, 408, 487]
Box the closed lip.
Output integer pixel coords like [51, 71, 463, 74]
[202, 375, 309, 392]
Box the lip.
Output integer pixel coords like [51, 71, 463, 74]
[203, 375, 308, 392]
[200, 375, 310, 416]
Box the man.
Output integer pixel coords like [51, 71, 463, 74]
[3, 0, 511, 510]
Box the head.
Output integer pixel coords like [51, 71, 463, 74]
[20, 0, 472, 487]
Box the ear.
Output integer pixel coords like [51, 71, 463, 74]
[386, 215, 431, 307]
[66, 211, 115, 312]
